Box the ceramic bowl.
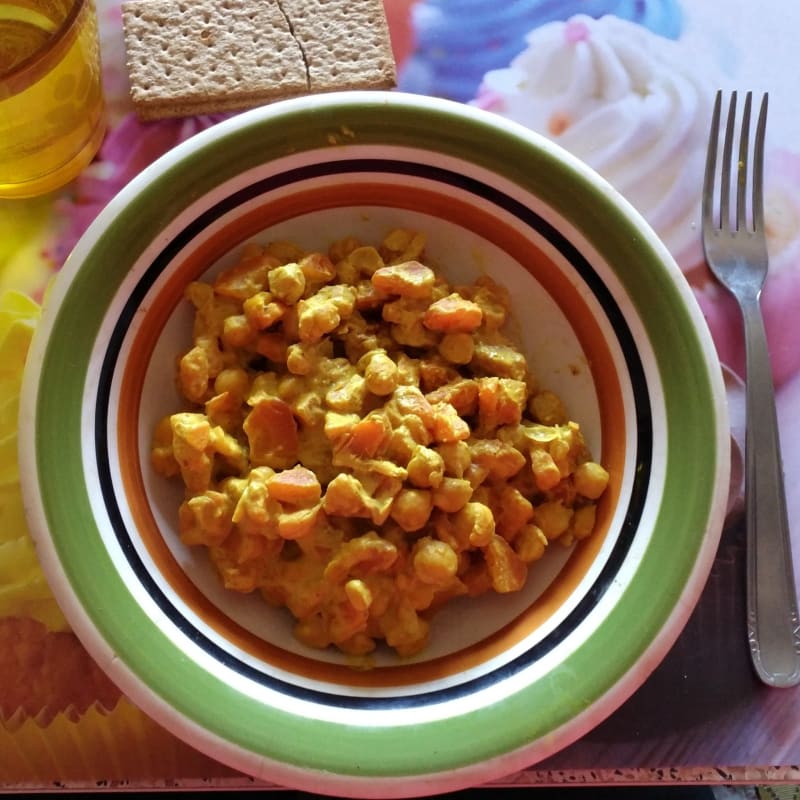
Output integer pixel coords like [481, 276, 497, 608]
[19, 91, 729, 797]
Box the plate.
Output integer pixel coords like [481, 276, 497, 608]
[19, 91, 729, 797]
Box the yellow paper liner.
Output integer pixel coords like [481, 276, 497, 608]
[0, 696, 240, 784]
[0, 289, 235, 786]
[0, 618, 122, 728]
[0, 290, 67, 629]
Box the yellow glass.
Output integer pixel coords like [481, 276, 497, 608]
[0, 0, 106, 198]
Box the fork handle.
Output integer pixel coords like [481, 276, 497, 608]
[740, 294, 800, 687]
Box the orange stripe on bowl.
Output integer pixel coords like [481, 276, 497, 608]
[116, 179, 627, 690]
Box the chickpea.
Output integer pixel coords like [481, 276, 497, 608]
[574, 462, 610, 500]
[214, 367, 250, 399]
[413, 538, 459, 585]
[407, 445, 445, 489]
[390, 488, 434, 532]
[438, 332, 474, 365]
[514, 524, 548, 563]
[363, 350, 399, 395]
[572, 504, 598, 540]
[534, 500, 573, 541]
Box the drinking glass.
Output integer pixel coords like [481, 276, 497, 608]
[1, 0, 106, 199]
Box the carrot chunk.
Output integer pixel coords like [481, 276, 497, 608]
[423, 293, 483, 332]
[371, 261, 435, 298]
[267, 466, 322, 505]
[243, 397, 298, 469]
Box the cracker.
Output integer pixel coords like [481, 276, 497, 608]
[121, 0, 397, 120]
[278, 0, 397, 93]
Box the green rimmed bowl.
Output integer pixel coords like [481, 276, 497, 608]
[18, 91, 729, 797]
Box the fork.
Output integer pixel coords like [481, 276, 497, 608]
[702, 90, 800, 688]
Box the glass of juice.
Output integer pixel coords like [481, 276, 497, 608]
[0, 0, 106, 199]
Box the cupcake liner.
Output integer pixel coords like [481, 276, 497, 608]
[0, 618, 120, 726]
[0, 483, 27, 544]
[0, 697, 238, 784]
[0, 615, 238, 784]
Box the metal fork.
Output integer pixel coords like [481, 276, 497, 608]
[702, 90, 800, 688]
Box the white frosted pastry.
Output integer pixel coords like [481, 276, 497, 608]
[475, 14, 720, 271]
[398, 0, 683, 102]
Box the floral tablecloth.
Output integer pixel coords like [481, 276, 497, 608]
[1, 0, 799, 790]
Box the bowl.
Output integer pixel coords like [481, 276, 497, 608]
[18, 91, 729, 797]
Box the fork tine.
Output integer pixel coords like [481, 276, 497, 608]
[720, 91, 737, 230]
[736, 92, 752, 231]
[753, 93, 769, 233]
[702, 90, 723, 229]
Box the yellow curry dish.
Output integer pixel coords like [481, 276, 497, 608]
[151, 229, 609, 659]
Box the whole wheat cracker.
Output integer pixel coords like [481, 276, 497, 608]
[277, 0, 397, 93]
[121, 0, 397, 120]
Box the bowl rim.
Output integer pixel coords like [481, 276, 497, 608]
[18, 90, 729, 796]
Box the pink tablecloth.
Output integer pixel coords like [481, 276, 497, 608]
[1, 0, 799, 790]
